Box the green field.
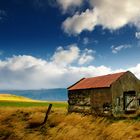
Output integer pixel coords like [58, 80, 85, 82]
[0, 100, 67, 108]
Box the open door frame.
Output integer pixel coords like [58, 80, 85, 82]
[123, 91, 137, 113]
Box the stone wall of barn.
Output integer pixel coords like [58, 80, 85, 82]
[68, 88, 112, 115]
[68, 89, 91, 114]
[90, 88, 112, 115]
[111, 71, 140, 116]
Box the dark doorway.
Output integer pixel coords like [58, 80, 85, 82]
[123, 91, 137, 113]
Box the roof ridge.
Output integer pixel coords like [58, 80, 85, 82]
[85, 71, 126, 79]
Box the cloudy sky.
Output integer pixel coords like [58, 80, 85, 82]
[0, 0, 140, 89]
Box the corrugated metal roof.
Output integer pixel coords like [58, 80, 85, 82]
[68, 72, 126, 90]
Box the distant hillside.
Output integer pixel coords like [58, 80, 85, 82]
[0, 89, 67, 101]
[0, 94, 35, 102]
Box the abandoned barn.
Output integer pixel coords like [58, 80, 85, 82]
[67, 71, 140, 116]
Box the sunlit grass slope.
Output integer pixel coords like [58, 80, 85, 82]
[0, 94, 34, 102]
[0, 94, 67, 108]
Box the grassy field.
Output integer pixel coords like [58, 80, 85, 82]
[0, 107, 140, 140]
[1, 94, 140, 140]
[0, 100, 67, 108]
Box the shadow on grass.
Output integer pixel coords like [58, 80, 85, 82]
[27, 122, 44, 128]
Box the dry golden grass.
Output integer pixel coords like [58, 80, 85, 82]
[0, 107, 140, 140]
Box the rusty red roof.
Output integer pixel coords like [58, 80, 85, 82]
[68, 72, 126, 90]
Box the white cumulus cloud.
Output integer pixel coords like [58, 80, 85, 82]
[0, 53, 139, 89]
[56, 0, 83, 13]
[51, 44, 95, 66]
[62, 0, 140, 35]
[51, 44, 80, 66]
[62, 9, 98, 35]
[78, 48, 95, 65]
[0, 55, 108, 89]
[0, 45, 96, 89]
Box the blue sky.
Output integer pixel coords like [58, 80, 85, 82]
[0, 0, 140, 89]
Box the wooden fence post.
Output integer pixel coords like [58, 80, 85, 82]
[42, 104, 52, 125]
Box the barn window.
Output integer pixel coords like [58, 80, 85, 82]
[116, 97, 120, 106]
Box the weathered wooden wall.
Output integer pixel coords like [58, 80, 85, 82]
[68, 88, 112, 115]
[68, 89, 91, 114]
[90, 88, 112, 115]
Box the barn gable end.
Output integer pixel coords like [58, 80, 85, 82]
[111, 71, 140, 115]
